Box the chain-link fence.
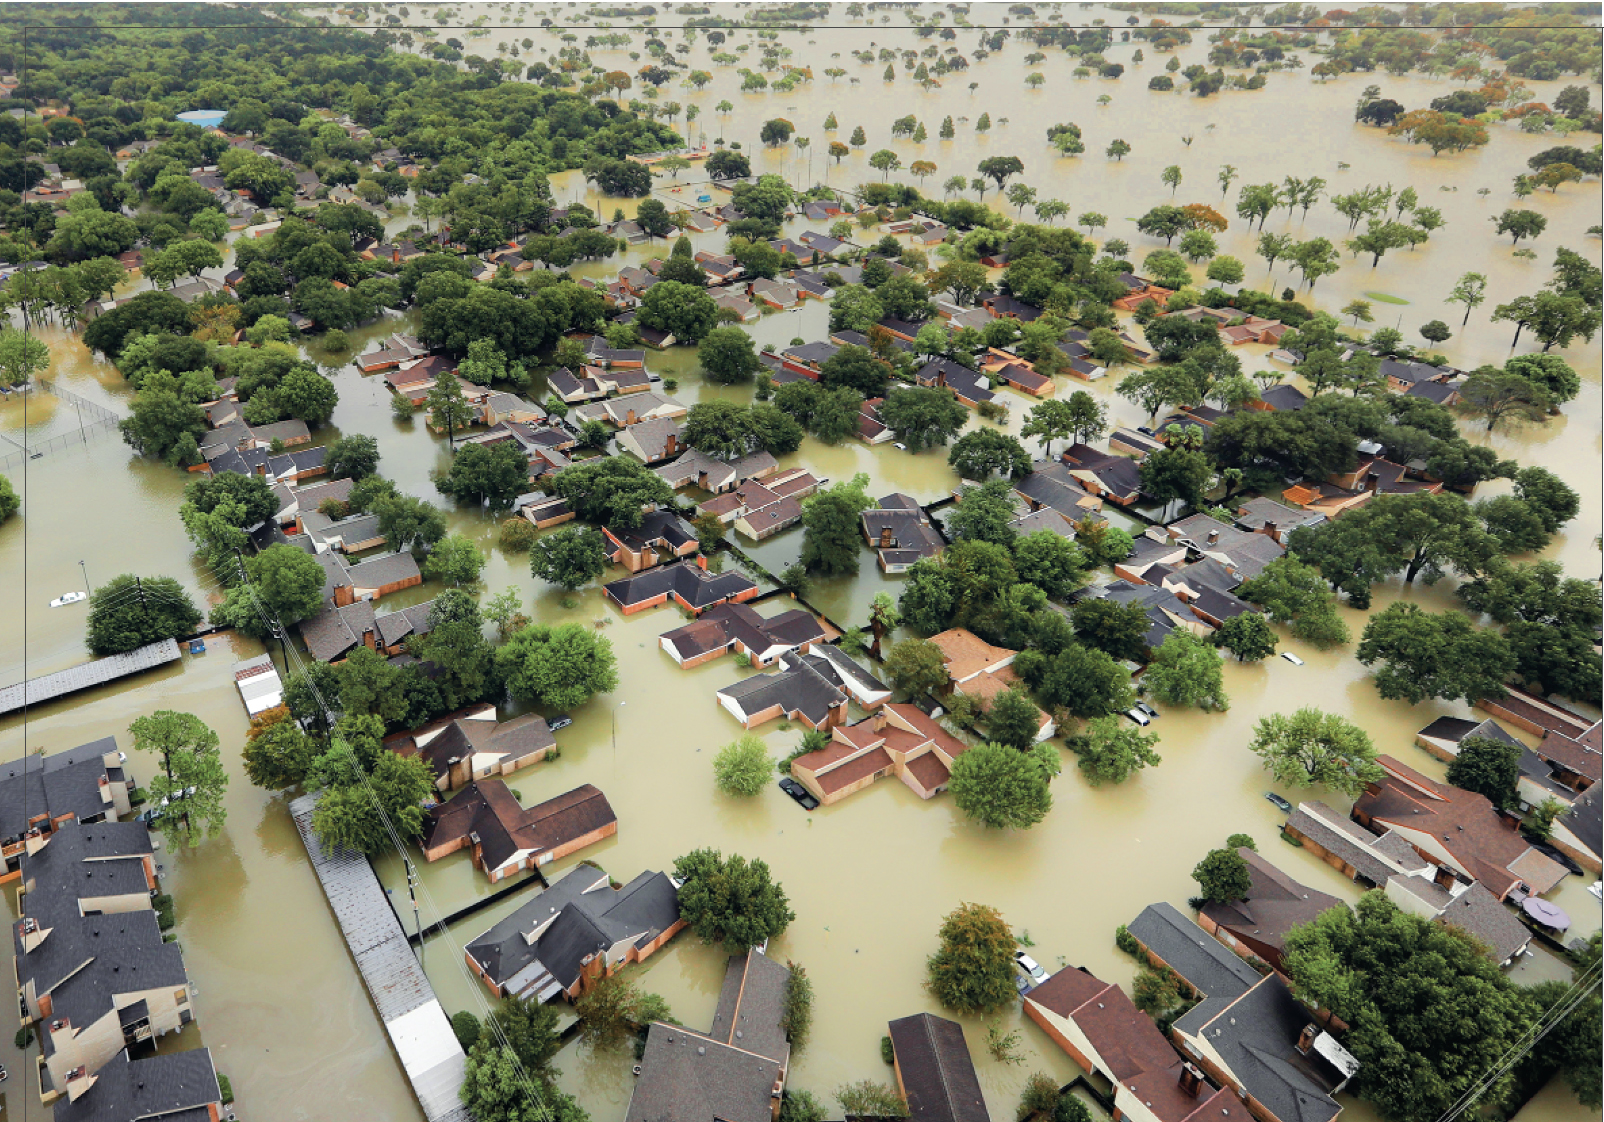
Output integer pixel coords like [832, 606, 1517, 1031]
[0, 381, 124, 471]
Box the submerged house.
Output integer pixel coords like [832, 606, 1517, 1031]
[861, 495, 945, 573]
[1127, 903, 1359, 1122]
[1195, 849, 1343, 973]
[420, 780, 617, 883]
[394, 709, 558, 792]
[660, 603, 828, 670]
[790, 703, 969, 806]
[887, 1012, 989, 1122]
[626, 948, 792, 1122]
[926, 629, 1054, 741]
[465, 864, 683, 1003]
[716, 647, 890, 732]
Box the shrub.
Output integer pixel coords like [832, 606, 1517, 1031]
[881, 1035, 895, 1065]
[218, 1074, 234, 1105]
[322, 328, 349, 352]
[14, 1026, 33, 1051]
[1018, 1073, 1061, 1121]
[153, 893, 176, 931]
[713, 734, 772, 796]
[450, 1010, 482, 1051]
[1114, 923, 1141, 956]
[1226, 832, 1256, 851]
[781, 962, 813, 1051]
[498, 517, 537, 551]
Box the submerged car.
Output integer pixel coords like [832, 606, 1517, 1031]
[1123, 707, 1151, 727]
[547, 714, 573, 732]
[778, 777, 819, 810]
[1281, 651, 1305, 666]
[1013, 950, 1048, 985]
[1265, 792, 1293, 813]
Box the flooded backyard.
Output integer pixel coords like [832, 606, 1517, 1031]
[0, 4, 1599, 1121]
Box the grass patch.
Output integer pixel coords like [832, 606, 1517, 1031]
[1364, 291, 1409, 305]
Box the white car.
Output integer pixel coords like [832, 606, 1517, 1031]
[1013, 950, 1048, 985]
[1280, 651, 1305, 666]
[893, 442, 908, 451]
[1123, 707, 1151, 727]
[49, 591, 87, 608]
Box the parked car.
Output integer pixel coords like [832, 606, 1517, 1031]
[49, 591, 86, 608]
[892, 442, 908, 451]
[1123, 707, 1151, 727]
[1280, 652, 1305, 666]
[1134, 700, 1159, 720]
[547, 714, 573, 732]
[1265, 792, 1292, 813]
[778, 777, 819, 811]
[1013, 950, 1048, 985]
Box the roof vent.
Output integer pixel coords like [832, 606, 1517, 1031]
[697, 1046, 706, 1056]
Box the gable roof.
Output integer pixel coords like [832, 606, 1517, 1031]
[420, 779, 614, 875]
[888, 1013, 989, 1122]
[1198, 849, 1343, 962]
[604, 558, 757, 611]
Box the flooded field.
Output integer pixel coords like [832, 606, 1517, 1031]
[0, 4, 1598, 1122]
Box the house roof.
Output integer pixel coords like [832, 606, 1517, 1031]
[1435, 881, 1530, 963]
[1285, 800, 1430, 886]
[716, 649, 858, 726]
[605, 558, 757, 611]
[661, 603, 826, 662]
[1189, 975, 1346, 1122]
[888, 1013, 990, 1122]
[53, 1048, 219, 1122]
[626, 1022, 784, 1122]
[412, 713, 556, 784]
[1356, 755, 1568, 898]
[707, 947, 792, 1064]
[927, 629, 1015, 682]
[420, 779, 615, 875]
[375, 599, 437, 649]
[0, 739, 121, 842]
[1128, 902, 1262, 1040]
[467, 865, 679, 994]
[296, 598, 375, 662]
[1198, 850, 1343, 961]
[1556, 787, 1601, 860]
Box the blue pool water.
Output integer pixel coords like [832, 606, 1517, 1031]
[176, 109, 228, 129]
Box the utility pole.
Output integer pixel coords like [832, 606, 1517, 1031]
[78, 560, 89, 597]
[135, 576, 147, 610]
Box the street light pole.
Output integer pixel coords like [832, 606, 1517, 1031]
[79, 560, 89, 597]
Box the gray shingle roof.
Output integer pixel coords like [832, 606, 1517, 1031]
[53, 1048, 220, 1122]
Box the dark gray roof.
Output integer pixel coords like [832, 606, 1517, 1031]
[605, 558, 756, 611]
[1435, 882, 1530, 963]
[888, 1012, 990, 1122]
[626, 1022, 784, 1122]
[1558, 787, 1601, 859]
[297, 598, 374, 662]
[783, 341, 840, 367]
[344, 550, 422, 589]
[1258, 384, 1309, 411]
[21, 820, 153, 926]
[375, 599, 437, 648]
[707, 948, 792, 1064]
[54, 1048, 220, 1122]
[0, 739, 119, 842]
[18, 909, 189, 1030]
[1191, 976, 1345, 1122]
[716, 650, 850, 725]
[1126, 902, 1261, 1039]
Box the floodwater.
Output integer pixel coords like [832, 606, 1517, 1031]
[0, 5, 1599, 1122]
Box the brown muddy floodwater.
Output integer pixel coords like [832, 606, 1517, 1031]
[0, 5, 1599, 1121]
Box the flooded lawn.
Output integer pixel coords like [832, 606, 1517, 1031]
[0, 4, 1598, 1121]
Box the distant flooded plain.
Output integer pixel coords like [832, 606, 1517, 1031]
[0, 5, 1598, 1121]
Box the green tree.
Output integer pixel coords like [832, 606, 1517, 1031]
[497, 623, 619, 710]
[885, 638, 950, 698]
[986, 687, 1043, 751]
[949, 430, 1030, 482]
[312, 751, 436, 854]
[529, 526, 606, 591]
[1240, 557, 1351, 646]
[879, 386, 968, 450]
[1455, 370, 1551, 433]
[0, 327, 50, 388]
[926, 901, 1017, 1013]
[426, 374, 475, 447]
[423, 533, 486, 587]
[699, 326, 762, 384]
[1356, 603, 1514, 704]
[949, 742, 1053, 829]
[436, 440, 530, 507]
[673, 848, 795, 951]
[1192, 846, 1251, 903]
[1072, 599, 1151, 662]
[574, 972, 671, 1053]
[1068, 716, 1161, 786]
[374, 494, 449, 553]
[1034, 643, 1137, 720]
[326, 434, 381, 480]
[86, 575, 202, 655]
[1445, 736, 1522, 810]
[820, 344, 891, 398]
[1447, 271, 1487, 325]
[800, 473, 872, 576]
[243, 707, 316, 789]
[838, 1082, 909, 1119]
[714, 734, 773, 796]
[128, 710, 227, 847]
[1144, 630, 1228, 711]
[1214, 612, 1277, 662]
[1282, 893, 1540, 1122]
[639, 280, 719, 343]
[1249, 707, 1384, 796]
[1492, 208, 1546, 244]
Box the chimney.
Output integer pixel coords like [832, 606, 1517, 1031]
[1296, 1024, 1318, 1055]
[1206, 529, 1219, 544]
[879, 527, 893, 549]
[697, 554, 708, 571]
[664, 432, 678, 458]
[448, 755, 470, 789]
[1179, 1064, 1205, 1099]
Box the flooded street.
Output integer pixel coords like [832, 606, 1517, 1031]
[0, 5, 1599, 1121]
